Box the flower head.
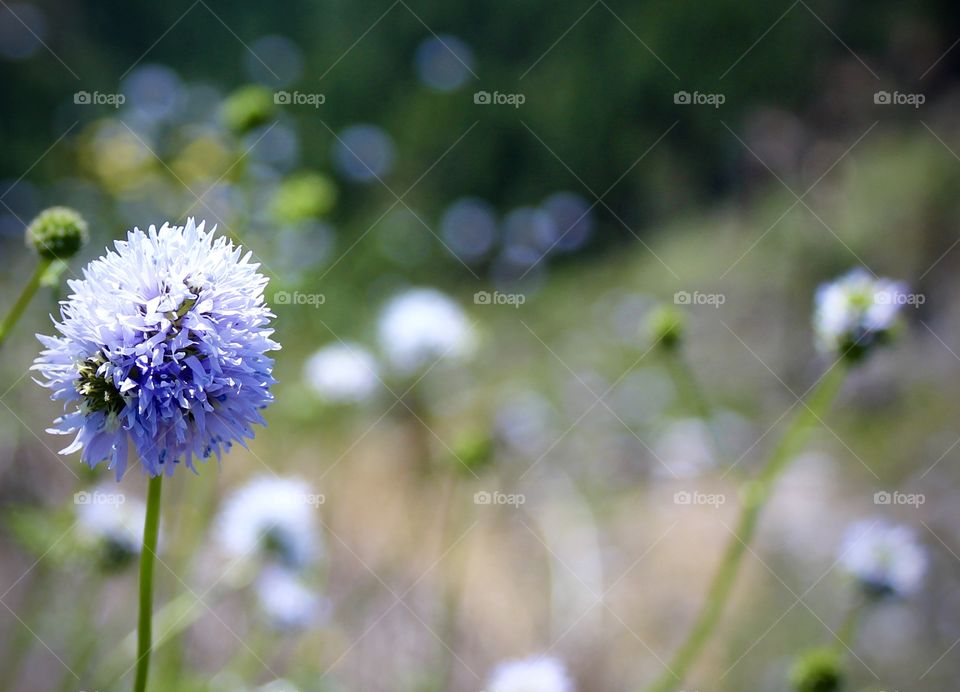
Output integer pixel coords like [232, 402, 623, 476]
[813, 269, 907, 360]
[486, 656, 574, 692]
[32, 219, 278, 479]
[789, 647, 842, 692]
[377, 288, 474, 375]
[215, 475, 320, 569]
[839, 519, 926, 597]
[256, 565, 325, 630]
[304, 342, 380, 404]
[26, 206, 88, 260]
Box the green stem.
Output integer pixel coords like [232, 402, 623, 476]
[663, 350, 728, 467]
[134, 474, 163, 692]
[646, 364, 847, 692]
[0, 257, 52, 348]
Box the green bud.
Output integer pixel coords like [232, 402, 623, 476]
[449, 427, 494, 474]
[25, 206, 88, 260]
[789, 647, 843, 692]
[270, 172, 337, 223]
[646, 304, 685, 350]
[222, 84, 276, 136]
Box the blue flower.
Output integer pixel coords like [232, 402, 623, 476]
[33, 219, 279, 479]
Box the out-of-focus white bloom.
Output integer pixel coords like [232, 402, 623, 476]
[256, 565, 324, 630]
[305, 342, 380, 404]
[377, 288, 475, 374]
[652, 418, 714, 478]
[486, 656, 574, 692]
[215, 476, 320, 569]
[76, 486, 147, 569]
[813, 269, 907, 359]
[839, 519, 927, 597]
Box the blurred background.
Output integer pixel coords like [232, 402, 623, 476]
[1, 0, 960, 690]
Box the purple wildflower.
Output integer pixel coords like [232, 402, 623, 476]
[32, 219, 279, 479]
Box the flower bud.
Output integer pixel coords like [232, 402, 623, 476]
[789, 647, 842, 692]
[222, 84, 276, 136]
[646, 304, 685, 350]
[25, 206, 88, 260]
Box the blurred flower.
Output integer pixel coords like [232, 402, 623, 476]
[75, 486, 148, 571]
[440, 197, 497, 262]
[486, 656, 574, 692]
[789, 647, 842, 692]
[270, 172, 337, 223]
[377, 288, 475, 374]
[215, 476, 320, 569]
[0, 3, 46, 60]
[813, 269, 907, 360]
[245, 35, 303, 87]
[305, 342, 380, 404]
[25, 206, 88, 260]
[839, 519, 927, 597]
[222, 84, 276, 136]
[414, 35, 475, 92]
[256, 565, 324, 630]
[332, 124, 395, 183]
[32, 219, 279, 479]
[122, 64, 184, 125]
[540, 192, 594, 253]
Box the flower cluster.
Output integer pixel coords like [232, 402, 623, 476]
[813, 269, 907, 360]
[839, 519, 927, 597]
[486, 655, 574, 692]
[33, 219, 279, 479]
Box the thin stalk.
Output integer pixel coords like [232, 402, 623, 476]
[646, 364, 847, 692]
[0, 257, 52, 348]
[134, 474, 163, 692]
[663, 349, 728, 466]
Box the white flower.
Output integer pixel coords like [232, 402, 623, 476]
[839, 519, 927, 597]
[75, 486, 148, 569]
[304, 342, 380, 404]
[813, 269, 907, 358]
[215, 476, 320, 569]
[377, 288, 475, 374]
[486, 656, 574, 692]
[256, 565, 324, 630]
